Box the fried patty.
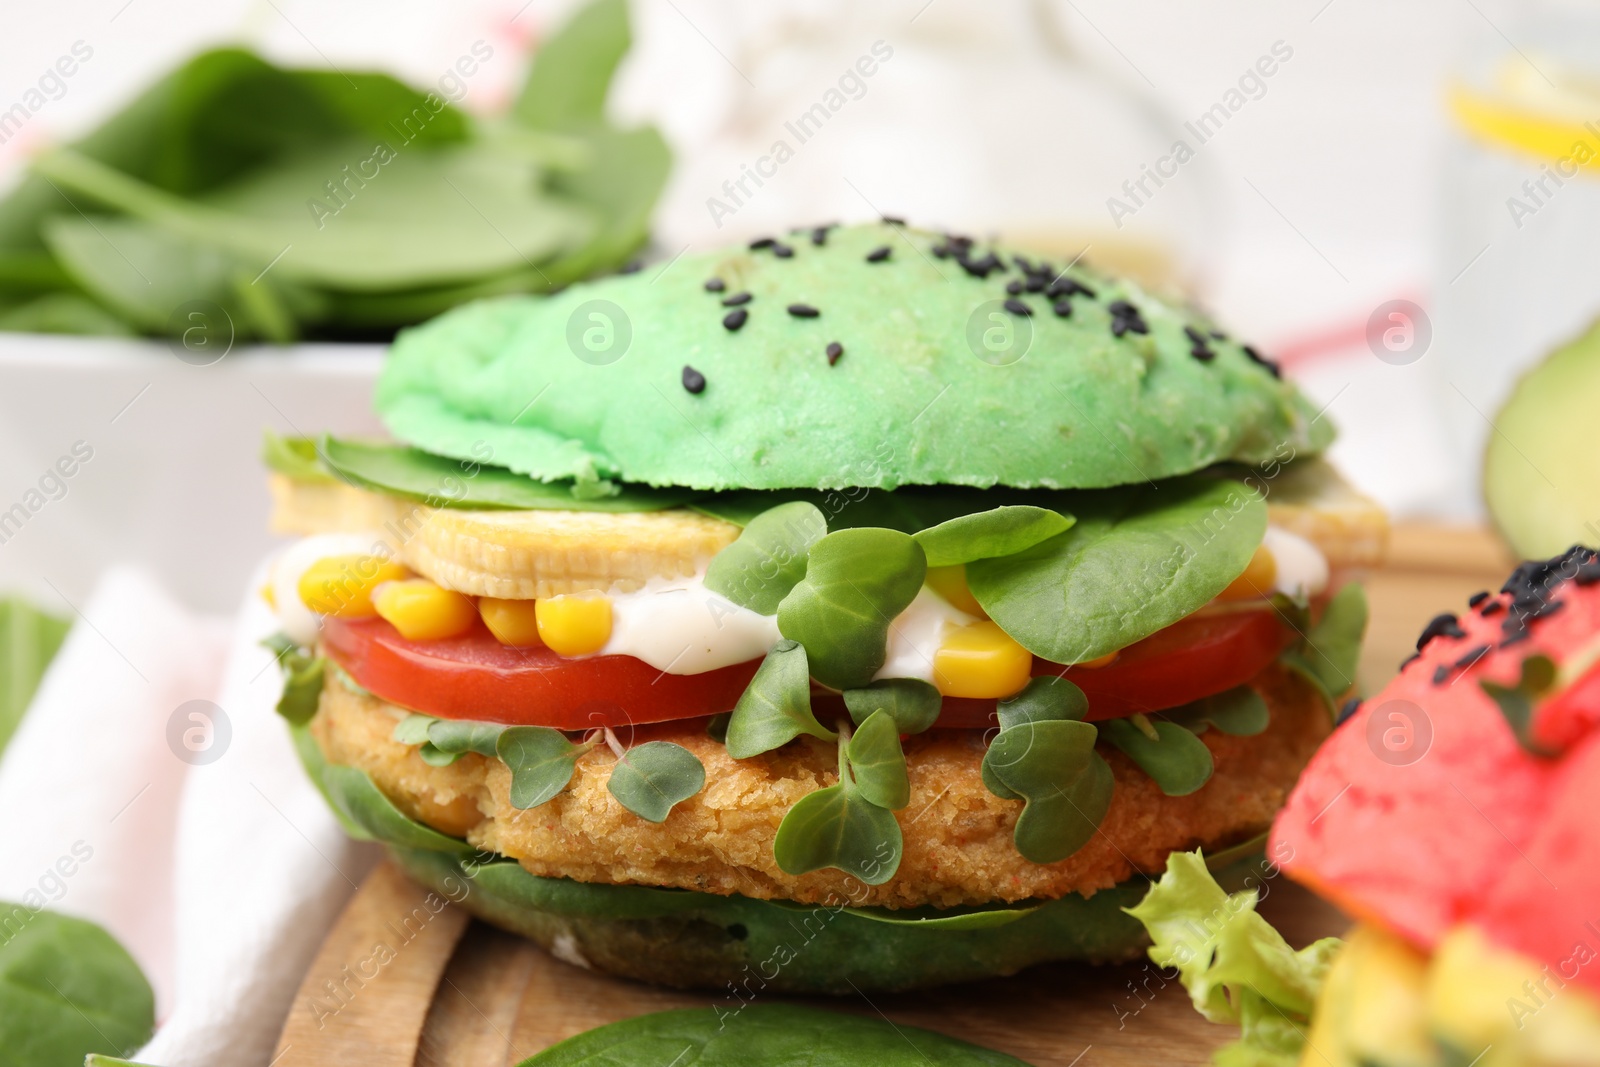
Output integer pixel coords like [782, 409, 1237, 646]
[312, 662, 1328, 909]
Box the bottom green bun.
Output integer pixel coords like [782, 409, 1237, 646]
[392, 843, 1268, 994]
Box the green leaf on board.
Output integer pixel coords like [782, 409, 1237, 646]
[773, 735, 902, 885]
[777, 528, 927, 690]
[1099, 717, 1214, 797]
[1166, 685, 1270, 737]
[982, 718, 1112, 863]
[318, 435, 697, 511]
[0, 598, 70, 757]
[0, 906, 155, 1067]
[704, 501, 827, 615]
[605, 740, 706, 822]
[967, 477, 1266, 664]
[1125, 850, 1341, 1065]
[498, 726, 591, 810]
[913, 505, 1074, 567]
[513, 1004, 1033, 1067]
[846, 710, 911, 811]
[724, 641, 835, 759]
[842, 677, 942, 735]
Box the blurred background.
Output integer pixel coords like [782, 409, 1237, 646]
[1, 0, 1597, 612]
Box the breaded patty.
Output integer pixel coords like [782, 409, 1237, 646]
[313, 662, 1328, 909]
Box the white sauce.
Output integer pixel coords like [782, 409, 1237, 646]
[599, 574, 781, 673]
[1262, 526, 1329, 600]
[873, 586, 979, 684]
[269, 531, 391, 645]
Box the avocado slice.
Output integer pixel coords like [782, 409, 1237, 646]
[1485, 317, 1600, 558]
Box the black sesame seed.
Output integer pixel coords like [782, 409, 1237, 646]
[1416, 613, 1466, 651]
[772, 243, 794, 258]
[1025, 277, 1046, 293]
[1190, 345, 1216, 362]
[721, 291, 752, 307]
[1468, 590, 1490, 607]
[704, 278, 726, 293]
[1209, 329, 1227, 340]
[682, 365, 706, 394]
[1243, 344, 1283, 379]
[1047, 277, 1096, 300]
[932, 245, 951, 259]
[722, 308, 748, 331]
[1577, 560, 1600, 585]
[618, 259, 643, 274]
[1003, 298, 1033, 317]
[959, 252, 1002, 279]
[1111, 319, 1131, 338]
[882, 216, 905, 226]
[1501, 630, 1532, 648]
[1480, 600, 1505, 617]
[1184, 325, 1208, 345]
[1455, 645, 1491, 670]
[749, 237, 775, 250]
[1336, 697, 1362, 726]
[1108, 300, 1138, 316]
[811, 227, 829, 246]
[1432, 665, 1451, 686]
[866, 246, 891, 263]
[826, 341, 843, 365]
[1053, 298, 1073, 317]
[787, 303, 820, 318]
[1005, 280, 1024, 295]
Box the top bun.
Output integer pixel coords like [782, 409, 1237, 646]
[376, 222, 1332, 491]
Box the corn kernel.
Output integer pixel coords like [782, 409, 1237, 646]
[1076, 650, 1120, 669]
[925, 565, 988, 617]
[373, 579, 477, 641]
[479, 597, 543, 647]
[1218, 544, 1277, 602]
[535, 594, 613, 657]
[297, 554, 411, 617]
[933, 620, 1033, 699]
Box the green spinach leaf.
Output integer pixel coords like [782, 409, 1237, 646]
[967, 477, 1266, 664]
[724, 641, 834, 759]
[1099, 717, 1214, 796]
[515, 1004, 1033, 1066]
[1279, 583, 1369, 705]
[1166, 685, 1269, 737]
[847, 710, 910, 810]
[321, 761, 476, 855]
[606, 740, 705, 822]
[982, 719, 1113, 863]
[498, 726, 592, 810]
[913, 505, 1073, 567]
[0, 907, 154, 1067]
[393, 713, 436, 746]
[0, 597, 70, 756]
[318, 436, 694, 511]
[1481, 653, 1559, 756]
[513, 0, 630, 130]
[274, 652, 325, 727]
[262, 429, 334, 483]
[777, 528, 926, 689]
[842, 677, 942, 734]
[773, 736, 902, 885]
[703, 501, 826, 614]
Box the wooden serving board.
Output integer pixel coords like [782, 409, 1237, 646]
[272, 523, 1516, 1067]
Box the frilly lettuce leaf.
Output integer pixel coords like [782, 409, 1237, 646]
[1124, 850, 1342, 1066]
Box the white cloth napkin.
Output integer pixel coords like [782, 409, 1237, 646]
[0, 565, 378, 1066]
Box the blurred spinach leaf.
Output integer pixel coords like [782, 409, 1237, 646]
[0, 598, 70, 756]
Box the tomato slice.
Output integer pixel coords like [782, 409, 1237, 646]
[322, 617, 761, 730]
[324, 605, 1293, 731]
[927, 607, 1295, 728]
